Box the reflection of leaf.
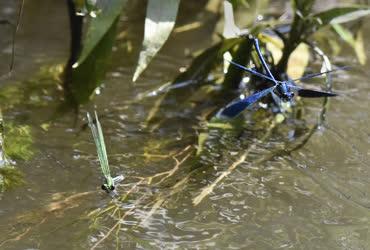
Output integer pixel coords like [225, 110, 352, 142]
[314, 6, 370, 26]
[70, 18, 119, 104]
[133, 0, 180, 82]
[76, 0, 127, 65]
[332, 24, 366, 65]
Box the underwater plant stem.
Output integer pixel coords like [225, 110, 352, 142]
[63, 0, 83, 110]
[222, 38, 253, 90]
[91, 194, 148, 250]
[276, 1, 314, 74]
[9, 0, 23, 73]
[193, 118, 279, 206]
[193, 150, 248, 206]
[149, 152, 192, 185]
[0, 0, 23, 80]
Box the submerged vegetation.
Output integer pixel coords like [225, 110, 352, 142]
[0, 0, 369, 248]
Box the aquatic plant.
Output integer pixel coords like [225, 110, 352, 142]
[0, 112, 28, 192]
[61, 0, 369, 110]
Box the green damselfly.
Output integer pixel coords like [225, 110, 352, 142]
[87, 111, 124, 194]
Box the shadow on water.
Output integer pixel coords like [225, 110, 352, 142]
[0, 0, 369, 249]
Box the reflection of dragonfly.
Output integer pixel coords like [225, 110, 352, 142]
[217, 38, 347, 119]
[87, 111, 124, 194]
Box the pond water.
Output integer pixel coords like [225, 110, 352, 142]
[0, 1, 369, 249]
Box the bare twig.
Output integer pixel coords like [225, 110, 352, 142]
[0, 0, 24, 81]
[91, 194, 147, 250]
[149, 151, 192, 185]
[9, 0, 24, 72]
[0, 217, 46, 248]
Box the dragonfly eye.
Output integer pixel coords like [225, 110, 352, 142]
[101, 184, 109, 192]
[282, 92, 294, 101]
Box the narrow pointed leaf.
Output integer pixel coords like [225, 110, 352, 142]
[70, 17, 119, 104]
[77, 0, 127, 65]
[333, 24, 366, 65]
[223, 1, 242, 38]
[133, 0, 180, 82]
[314, 6, 370, 26]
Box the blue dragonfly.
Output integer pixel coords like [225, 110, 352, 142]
[217, 38, 346, 119]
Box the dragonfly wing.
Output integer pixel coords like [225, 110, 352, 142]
[94, 111, 114, 187]
[271, 91, 282, 109]
[297, 89, 337, 98]
[88, 112, 114, 188]
[288, 85, 337, 98]
[227, 60, 274, 82]
[253, 38, 278, 84]
[292, 66, 349, 82]
[217, 86, 275, 119]
[87, 113, 105, 171]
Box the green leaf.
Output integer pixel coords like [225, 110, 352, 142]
[70, 17, 119, 104]
[292, 0, 315, 16]
[223, 1, 242, 38]
[132, 0, 180, 82]
[76, 0, 127, 65]
[332, 24, 366, 65]
[314, 6, 370, 26]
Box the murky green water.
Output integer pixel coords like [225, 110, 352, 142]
[0, 1, 369, 249]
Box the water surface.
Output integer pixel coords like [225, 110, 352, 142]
[0, 1, 369, 249]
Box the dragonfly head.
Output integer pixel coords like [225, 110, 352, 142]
[277, 83, 294, 102]
[281, 91, 294, 102]
[101, 183, 115, 193]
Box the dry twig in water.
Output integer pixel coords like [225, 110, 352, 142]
[193, 116, 282, 206]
